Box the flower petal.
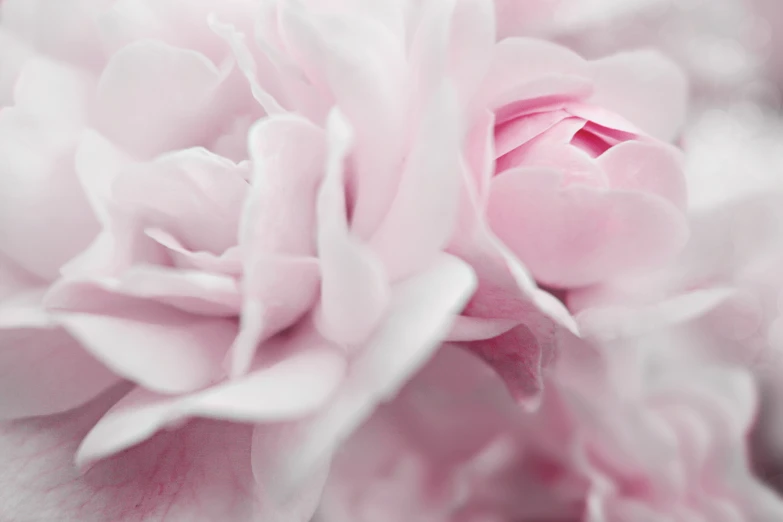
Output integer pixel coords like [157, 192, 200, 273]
[0, 59, 99, 280]
[316, 110, 390, 347]
[278, 1, 408, 239]
[597, 139, 688, 211]
[0, 386, 283, 521]
[486, 167, 689, 287]
[93, 40, 229, 159]
[0, 326, 119, 420]
[369, 81, 464, 281]
[588, 50, 688, 142]
[76, 345, 345, 467]
[46, 282, 235, 395]
[253, 253, 477, 493]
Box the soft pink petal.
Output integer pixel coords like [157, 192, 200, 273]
[230, 257, 320, 377]
[46, 282, 236, 395]
[0, 60, 99, 280]
[497, 120, 608, 188]
[253, 253, 477, 494]
[318, 346, 518, 522]
[486, 167, 689, 287]
[76, 345, 345, 466]
[0, 326, 119, 420]
[145, 228, 243, 275]
[479, 37, 590, 112]
[112, 265, 242, 317]
[597, 139, 688, 211]
[93, 39, 230, 159]
[369, 81, 464, 281]
[279, 2, 408, 240]
[588, 50, 688, 142]
[113, 147, 249, 255]
[494, 109, 571, 157]
[316, 110, 390, 347]
[228, 114, 327, 374]
[464, 325, 548, 410]
[449, 0, 496, 105]
[241, 114, 324, 259]
[464, 109, 497, 207]
[493, 0, 562, 39]
[0, 386, 280, 521]
[209, 15, 287, 116]
[63, 131, 170, 279]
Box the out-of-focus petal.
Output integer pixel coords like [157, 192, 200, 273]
[252, 253, 477, 495]
[588, 50, 688, 142]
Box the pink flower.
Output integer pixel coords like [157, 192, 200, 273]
[477, 40, 689, 289]
[0, 1, 479, 519]
[439, 11, 689, 408]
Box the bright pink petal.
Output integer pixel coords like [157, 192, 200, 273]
[486, 167, 689, 287]
[494, 109, 571, 157]
[597, 140, 688, 211]
[253, 253, 477, 494]
[0, 386, 287, 521]
[46, 282, 235, 395]
[588, 50, 688, 142]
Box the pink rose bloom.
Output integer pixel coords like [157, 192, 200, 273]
[0, 1, 481, 519]
[438, 6, 689, 407]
